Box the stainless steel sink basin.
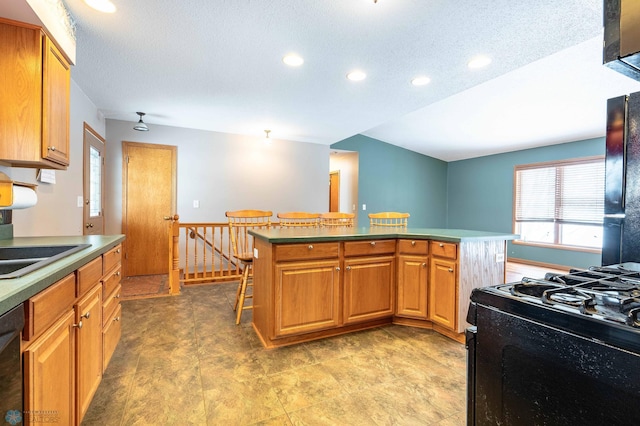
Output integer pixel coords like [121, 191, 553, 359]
[0, 244, 92, 279]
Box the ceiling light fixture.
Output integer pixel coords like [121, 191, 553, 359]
[283, 54, 304, 67]
[264, 129, 272, 144]
[411, 76, 431, 86]
[347, 70, 367, 81]
[133, 112, 149, 132]
[468, 55, 492, 69]
[83, 0, 117, 13]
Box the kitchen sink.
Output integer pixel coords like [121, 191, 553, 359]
[0, 244, 92, 279]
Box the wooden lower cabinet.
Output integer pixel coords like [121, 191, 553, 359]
[396, 255, 428, 319]
[429, 257, 457, 330]
[23, 309, 76, 426]
[274, 260, 340, 337]
[75, 284, 103, 423]
[103, 304, 121, 372]
[22, 244, 124, 425]
[343, 255, 395, 324]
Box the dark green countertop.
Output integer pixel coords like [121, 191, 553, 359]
[249, 227, 518, 244]
[0, 234, 125, 316]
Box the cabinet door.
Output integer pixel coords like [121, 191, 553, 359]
[24, 309, 76, 426]
[429, 258, 457, 330]
[0, 22, 42, 163]
[42, 36, 70, 166]
[274, 260, 340, 337]
[397, 255, 428, 319]
[76, 284, 103, 423]
[343, 255, 395, 324]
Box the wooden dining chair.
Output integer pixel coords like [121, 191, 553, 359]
[368, 212, 410, 227]
[276, 212, 321, 228]
[225, 209, 272, 324]
[320, 212, 355, 227]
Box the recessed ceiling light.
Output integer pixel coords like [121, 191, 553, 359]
[347, 70, 367, 81]
[411, 76, 431, 86]
[83, 0, 116, 13]
[468, 55, 492, 69]
[282, 54, 304, 67]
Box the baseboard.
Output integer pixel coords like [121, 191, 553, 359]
[508, 257, 571, 272]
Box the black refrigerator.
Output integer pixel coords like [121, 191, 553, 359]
[602, 92, 640, 264]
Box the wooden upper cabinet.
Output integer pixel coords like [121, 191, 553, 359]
[0, 19, 70, 169]
[42, 36, 71, 166]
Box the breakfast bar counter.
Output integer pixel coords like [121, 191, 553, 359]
[249, 227, 516, 347]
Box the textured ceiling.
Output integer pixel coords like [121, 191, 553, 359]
[61, 0, 640, 160]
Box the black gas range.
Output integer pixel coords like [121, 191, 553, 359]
[466, 263, 640, 426]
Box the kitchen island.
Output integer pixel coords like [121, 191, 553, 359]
[249, 227, 516, 348]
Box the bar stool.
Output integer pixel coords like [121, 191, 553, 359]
[320, 212, 355, 227]
[225, 209, 272, 324]
[277, 212, 321, 228]
[369, 212, 410, 227]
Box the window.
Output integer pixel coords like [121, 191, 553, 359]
[514, 156, 604, 250]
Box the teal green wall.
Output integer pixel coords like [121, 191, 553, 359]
[331, 135, 448, 227]
[333, 134, 605, 269]
[447, 137, 605, 268]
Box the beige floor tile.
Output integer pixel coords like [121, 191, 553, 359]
[203, 376, 285, 424]
[287, 394, 375, 425]
[268, 363, 347, 412]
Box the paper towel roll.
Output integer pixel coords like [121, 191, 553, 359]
[0, 186, 38, 210]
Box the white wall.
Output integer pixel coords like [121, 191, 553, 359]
[104, 120, 330, 233]
[1, 80, 106, 236]
[329, 150, 359, 219]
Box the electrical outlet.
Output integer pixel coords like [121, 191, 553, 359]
[77, 196, 83, 208]
[362, 204, 367, 211]
[193, 200, 200, 208]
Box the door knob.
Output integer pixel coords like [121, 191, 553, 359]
[85, 223, 93, 228]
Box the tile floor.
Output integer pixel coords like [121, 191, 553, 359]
[82, 282, 467, 425]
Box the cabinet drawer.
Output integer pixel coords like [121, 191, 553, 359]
[103, 244, 122, 274]
[398, 239, 429, 255]
[344, 239, 396, 257]
[103, 303, 121, 373]
[274, 242, 339, 262]
[430, 241, 457, 259]
[77, 256, 103, 297]
[103, 284, 121, 327]
[23, 273, 76, 341]
[102, 264, 121, 298]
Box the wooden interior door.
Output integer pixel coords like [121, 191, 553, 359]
[329, 171, 340, 212]
[83, 124, 105, 235]
[122, 142, 176, 276]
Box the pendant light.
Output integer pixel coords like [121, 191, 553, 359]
[133, 112, 149, 131]
[264, 129, 271, 144]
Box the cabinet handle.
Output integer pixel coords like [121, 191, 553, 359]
[116, 249, 121, 253]
[370, 241, 376, 246]
[448, 268, 453, 272]
[411, 241, 416, 246]
[439, 243, 444, 247]
[335, 267, 340, 271]
[115, 271, 120, 276]
[73, 321, 83, 329]
[81, 311, 91, 319]
[115, 293, 121, 299]
[308, 245, 313, 250]
[346, 266, 351, 271]
[114, 316, 120, 322]
[422, 263, 426, 267]
[48, 146, 56, 151]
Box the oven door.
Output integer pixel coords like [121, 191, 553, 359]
[473, 304, 640, 426]
[0, 304, 25, 423]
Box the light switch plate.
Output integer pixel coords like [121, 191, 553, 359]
[253, 248, 259, 258]
[77, 196, 83, 208]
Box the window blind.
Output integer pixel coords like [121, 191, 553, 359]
[515, 158, 605, 225]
